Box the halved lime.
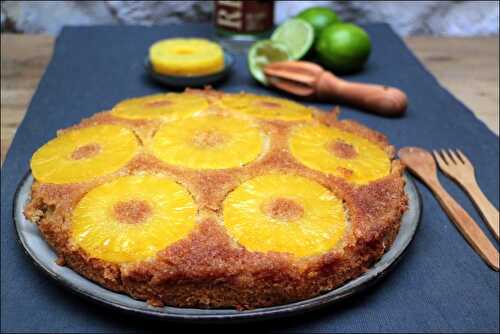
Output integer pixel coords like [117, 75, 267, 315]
[271, 18, 314, 60]
[248, 40, 290, 85]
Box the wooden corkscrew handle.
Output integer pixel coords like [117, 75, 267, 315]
[316, 72, 408, 116]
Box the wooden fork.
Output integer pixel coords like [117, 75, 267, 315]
[399, 147, 498, 271]
[433, 149, 499, 240]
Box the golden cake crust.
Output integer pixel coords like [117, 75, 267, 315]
[24, 88, 407, 309]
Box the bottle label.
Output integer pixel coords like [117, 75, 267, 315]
[215, 1, 274, 34]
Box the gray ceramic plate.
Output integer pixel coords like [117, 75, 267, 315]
[145, 50, 235, 88]
[13, 173, 420, 323]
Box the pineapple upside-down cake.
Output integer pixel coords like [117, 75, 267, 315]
[25, 89, 407, 309]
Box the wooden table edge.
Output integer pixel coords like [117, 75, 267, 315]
[1, 34, 499, 167]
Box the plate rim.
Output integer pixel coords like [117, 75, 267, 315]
[13, 171, 421, 323]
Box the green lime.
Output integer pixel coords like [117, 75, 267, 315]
[271, 18, 314, 60]
[248, 39, 290, 85]
[296, 7, 341, 39]
[316, 23, 371, 73]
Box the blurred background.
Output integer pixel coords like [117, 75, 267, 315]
[1, 0, 499, 37]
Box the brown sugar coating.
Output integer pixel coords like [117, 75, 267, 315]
[328, 141, 358, 159]
[113, 200, 152, 225]
[144, 100, 172, 108]
[261, 197, 305, 222]
[191, 130, 227, 148]
[24, 88, 407, 310]
[71, 143, 101, 160]
[258, 101, 281, 109]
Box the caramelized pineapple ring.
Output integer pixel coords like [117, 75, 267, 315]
[72, 175, 197, 263]
[149, 38, 224, 76]
[220, 93, 312, 121]
[150, 115, 263, 169]
[290, 124, 390, 184]
[223, 174, 346, 258]
[111, 93, 208, 120]
[31, 125, 139, 184]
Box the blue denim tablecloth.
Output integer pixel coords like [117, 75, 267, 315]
[1, 24, 498, 333]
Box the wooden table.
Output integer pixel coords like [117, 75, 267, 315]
[1, 34, 498, 165]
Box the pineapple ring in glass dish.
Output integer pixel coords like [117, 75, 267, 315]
[289, 124, 391, 184]
[150, 115, 264, 169]
[223, 174, 347, 257]
[149, 38, 224, 77]
[30, 125, 139, 184]
[220, 93, 313, 121]
[111, 93, 209, 120]
[223, 174, 346, 258]
[72, 175, 197, 263]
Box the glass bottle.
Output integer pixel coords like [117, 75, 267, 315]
[214, 0, 274, 52]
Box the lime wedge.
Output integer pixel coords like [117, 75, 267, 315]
[248, 40, 290, 85]
[271, 18, 314, 60]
